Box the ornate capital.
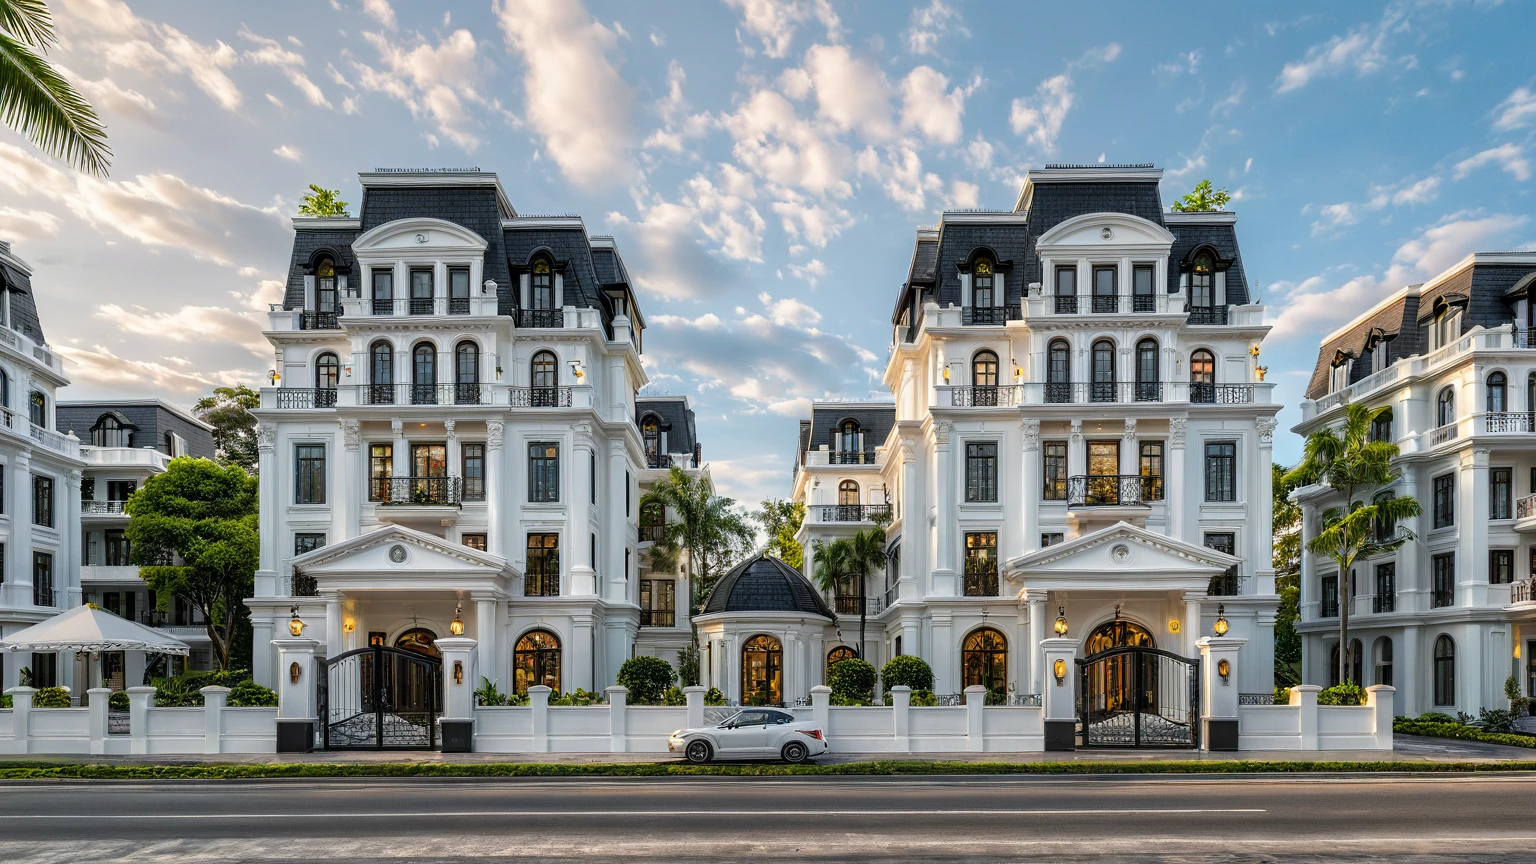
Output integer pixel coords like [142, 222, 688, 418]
[66, 469, 82, 488]
[1256, 417, 1277, 446]
[1069, 420, 1082, 446]
[339, 419, 360, 450]
[1123, 417, 1138, 440]
[390, 419, 403, 435]
[900, 437, 918, 460]
[1169, 418, 1187, 449]
[444, 419, 456, 439]
[1021, 418, 1041, 452]
[934, 420, 951, 445]
[256, 423, 276, 453]
[486, 420, 504, 450]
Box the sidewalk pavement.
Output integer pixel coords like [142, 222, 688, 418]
[2, 736, 1531, 767]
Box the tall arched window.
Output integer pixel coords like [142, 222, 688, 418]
[1437, 386, 1456, 428]
[313, 352, 339, 408]
[513, 629, 561, 695]
[971, 256, 994, 309]
[1190, 348, 1215, 404]
[826, 645, 856, 675]
[972, 349, 998, 405]
[315, 257, 337, 314]
[742, 634, 783, 706]
[92, 414, 128, 447]
[369, 341, 394, 405]
[1091, 339, 1116, 403]
[1046, 339, 1071, 404]
[1135, 338, 1160, 402]
[1190, 252, 1214, 308]
[838, 479, 860, 507]
[837, 419, 862, 457]
[454, 341, 480, 405]
[28, 390, 45, 428]
[531, 257, 555, 310]
[962, 627, 1007, 695]
[412, 343, 437, 404]
[531, 349, 558, 407]
[1487, 372, 1507, 414]
[1433, 635, 1455, 706]
[642, 414, 661, 466]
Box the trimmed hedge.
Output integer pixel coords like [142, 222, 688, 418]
[32, 687, 71, 708]
[828, 657, 877, 706]
[616, 656, 675, 705]
[1394, 717, 1536, 749]
[881, 656, 935, 697]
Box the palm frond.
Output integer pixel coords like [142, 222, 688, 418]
[0, 0, 56, 48]
[0, 31, 110, 176]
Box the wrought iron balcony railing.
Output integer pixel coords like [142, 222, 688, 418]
[1186, 305, 1230, 325]
[1067, 474, 1150, 507]
[1207, 566, 1241, 596]
[524, 572, 560, 597]
[1432, 586, 1455, 608]
[1485, 412, 1536, 433]
[1373, 592, 1396, 613]
[1190, 383, 1256, 404]
[33, 584, 55, 607]
[1519, 494, 1536, 520]
[356, 383, 489, 406]
[963, 558, 998, 597]
[276, 387, 338, 409]
[509, 386, 572, 407]
[815, 503, 891, 522]
[948, 385, 1023, 407]
[827, 450, 879, 464]
[82, 500, 126, 515]
[640, 608, 675, 627]
[1512, 578, 1536, 604]
[834, 595, 865, 615]
[291, 572, 319, 597]
[515, 308, 565, 328]
[299, 311, 339, 330]
[961, 304, 1022, 325]
[370, 476, 463, 507]
[1054, 295, 1078, 314]
[365, 298, 476, 316]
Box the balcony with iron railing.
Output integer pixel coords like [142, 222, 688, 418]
[524, 571, 560, 597]
[1048, 294, 1177, 316]
[960, 304, 1022, 326]
[1511, 578, 1536, 605]
[355, 383, 493, 407]
[275, 387, 339, 409]
[1186, 305, 1230, 325]
[370, 476, 463, 507]
[934, 381, 1264, 408]
[1517, 493, 1536, 522]
[514, 308, 565, 328]
[82, 500, 127, 515]
[1066, 474, 1153, 508]
[832, 595, 884, 616]
[509, 386, 573, 408]
[33, 583, 55, 607]
[802, 448, 886, 468]
[811, 503, 891, 523]
[962, 557, 998, 597]
[640, 608, 676, 627]
[1373, 592, 1396, 613]
[299, 311, 339, 330]
[1207, 566, 1241, 596]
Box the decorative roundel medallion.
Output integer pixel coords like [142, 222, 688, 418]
[414, 232, 429, 244]
[388, 544, 408, 564]
[1099, 227, 1114, 240]
[1110, 543, 1131, 564]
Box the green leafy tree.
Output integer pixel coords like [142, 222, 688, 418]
[756, 498, 805, 571]
[1272, 462, 1303, 685]
[1170, 179, 1232, 212]
[193, 385, 260, 475]
[1285, 403, 1421, 686]
[881, 655, 934, 698]
[616, 656, 676, 705]
[0, 0, 110, 176]
[827, 656, 876, 705]
[811, 527, 887, 660]
[640, 466, 755, 627]
[125, 458, 259, 670]
[297, 184, 350, 217]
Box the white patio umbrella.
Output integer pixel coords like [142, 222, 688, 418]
[0, 605, 190, 696]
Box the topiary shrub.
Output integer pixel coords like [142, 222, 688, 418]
[1318, 680, 1365, 706]
[663, 686, 686, 706]
[1273, 686, 1292, 705]
[616, 656, 676, 705]
[704, 687, 726, 706]
[828, 657, 877, 706]
[228, 680, 278, 708]
[109, 691, 130, 712]
[32, 687, 72, 708]
[985, 688, 1007, 706]
[881, 655, 935, 698]
[910, 689, 938, 707]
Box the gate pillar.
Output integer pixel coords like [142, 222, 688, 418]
[1197, 636, 1245, 751]
[273, 637, 323, 753]
[436, 636, 479, 753]
[1040, 636, 1078, 751]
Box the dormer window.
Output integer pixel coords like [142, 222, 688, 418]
[91, 413, 131, 447]
[28, 390, 44, 428]
[1191, 254, 1214, 308]
[1330, 358, 1350, 393]
[972, 258, 994, 309]
[836, 419, 862, 454]
[531, 258, 555, 310]
[316, 259, 337, 313]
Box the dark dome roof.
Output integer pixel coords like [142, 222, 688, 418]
[701, 555, 834, 618]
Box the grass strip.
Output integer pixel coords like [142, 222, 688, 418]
[1394, 719, 1536, 749]
[0, 759, 1534, 780]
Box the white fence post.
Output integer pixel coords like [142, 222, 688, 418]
[126, 686, 154, 755]
[529, 685, 551, 752]
[6, 687, 34, 754]
[435, 636, 479, 753]
[683, 685, 705, 729]
[1197, 636, 1245, 751]
[891, 685, 911, 752]
[1039, 637, 1078, 750]
[87, 688, 111, 755]
[1366, 685, 1395, 749]
[1292, 684, 1321, 750]
[200, 686, 230, 755]
[964, 685, 986, 752]
[810, 685, 831, 732]
[607, 686, 628, 753]
[273, 637, 322, 752]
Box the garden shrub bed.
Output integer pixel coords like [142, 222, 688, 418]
[1394, 717, 1536, 749]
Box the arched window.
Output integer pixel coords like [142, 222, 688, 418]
[28, 390, 44, 428]
[1046, 339, 1071, 404]
[1090, 339, 1116, 403]
[369, 341, 394, 405]
[642, 414, 661, 466]
[1190, 252, 1214, 308]
[315, 352, 340, 391]
[91, 413, 130, 447]
[514, 629, 561, 695]
[1084, 619, 1155, 655]
[1190, 349, 1215, 404]
[961, 627, 1007, 695]
[531, 349, 558, 407]
[1374, 637, 1394, 687]
[827, 645, 857, 674]
[1437, 386, 1456, 428]
[1487, 372, 1507, 414]
[412, 343, 437, 405]
[836, 419, 863, 457]
[1135, 338, 1160, 401]
[972, 256, 994, 308]
[1433, 635, 1455, 706]
[394, 628, 440, 658]
[531, 257, 555, 310]
[972, 350, 998, 405]
[454, 341, 480, 405]
[838, 479, 860, 507]
[315, 257, 337, 314]
[742, 634, 783, 706]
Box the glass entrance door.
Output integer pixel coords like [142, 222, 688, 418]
[1087, 441, 1120, 504]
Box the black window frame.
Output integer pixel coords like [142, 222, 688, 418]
[1432, 553, 1455, 608]
[368, 443, 393, 502]
[294, 443, 327, 505]
[1204, 440, 1237, 502]
[31, 473, 52, 528]
[525, 533, 560, 596]
[1138, 441, 1164, 501]
[32, 550, 52, 607]
[1042, 441, 1068, 500]
[1374, 562, 1396, 613]
[1491, 549, 1515, 585]
[640, 578, 676, 627]
[1320, 573, 1339, 617]
[1493, 467, 1513, 520]
[528, 441, 560, 503]
[1370, 409, 1393, 443]
[1433, 635, 1455, 706]
[462, 442, 486, 502]
[294, 532, 327, 556]
[462, 533, 488, 552]
[1432, 473, 1455, 529]
[964, 441, 998, 503]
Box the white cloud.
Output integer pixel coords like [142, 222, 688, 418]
[802, 44, 894, 139]
[0, 207, 62, 241]
[899, 66, 975, 144]
[96, 303, 268, 356]
[857, 145, 942, 211]
[1310, 202, 1357, 237]
[903, 0, 968, 56]
[1010, 75, 1072, 151]
[964, 134, 993, 170]
[769, 188, 850, 246]
[69, 72, 158, 124]
[760, 291, 822, 325]
[355, 28, 494, 151]
[56, 344, 256, 395]
[946, 178, 980, 209]
[273, 145, 302, 161]
[1366, 175, 1440, 209]
[1274, 6, 1422, 94]
[362, 0, 397, 30]
[725, 0, 810, 58]
[156, 24, 242, 110]
[786, 259, 827, 286]
[265, 93, 286, 111]
[1154, 50, 1201, 76]
[497, 0, 635, 188]
[1453, 144, 1532, 182]
[718, 88, 855, 198]
[1494, 86, 1536, 130]
[1210, 80, 1245, 117]
[240, 27, 332, 108]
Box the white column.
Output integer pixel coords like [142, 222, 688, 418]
[444, 419, 460, 508]
[200, 686, 229, 755]
[1026, 591, 1047, 692]
[475, 597, 497, 689]
[606, 440, 628, 601]
[1254, 418, 1278, 595]
[1168, 419, 1187, 539]
[64, 469, 81, 608]
[933, 421, 956, 595]
[1184, 592, 1204, 657]
[1461, 448, 1489, 608]
[570, 425, 595, 594]
[435, 636, 478, 720]
[1040, 636, 1078, 751]
[391, 420, 407, 479]
[339, 420, 361, 541]
[572, 614, 596, 691]
[324, 594, 343, 659]
[1021, 420, 1041, 550]
[8, 452, 31, 610]
[486, 421, 504, 557]
[273, 637, 322, 752]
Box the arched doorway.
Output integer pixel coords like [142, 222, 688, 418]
[1085, 618, 1155, 654]
[826, 645, 856, 676]
[1079, 617, 1197, 748]
[742, 634, 783, 706]
[394, 628, 440, 658]
[513, 630, 562, 695]
[961, 627, 1007, 697]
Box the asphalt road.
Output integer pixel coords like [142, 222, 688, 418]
[0, 773, 1530, 863]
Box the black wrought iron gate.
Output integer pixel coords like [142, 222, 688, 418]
[1077, 647, 1199, 748]
[319, 646, 441, 750]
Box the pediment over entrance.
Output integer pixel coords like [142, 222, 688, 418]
[1033, 212, 1175, 251]
[293, 524, 516, 596]
[351, 216, 488, 255]
[1003, 521, 1237, 594]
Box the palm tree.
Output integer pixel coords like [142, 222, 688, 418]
[811, 527, 886, 659]
[298, 185, 350, 217]
[0, 0, 110, 176]
[1285, 403, 1421, 687]
[640, 466, 754, 635]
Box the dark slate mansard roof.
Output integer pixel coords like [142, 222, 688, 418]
[636, 397, 699, 457]
[57, 401, 217, 459]
[0, 243, 48, 345]
[804, 404, 896, 457]
[701, 554, 834, 618]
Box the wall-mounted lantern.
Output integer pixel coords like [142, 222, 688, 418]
[450, 606, 465, 636]
[1214, 604, 1229, 637]
[289, 661, 301, 684]
[1053, 607, 1069, 637]
[453, 660, 464, 685]
[1052, 658, 1067, 685]
[288, 606, 305, 637]
[1217, 658, 1231, 683]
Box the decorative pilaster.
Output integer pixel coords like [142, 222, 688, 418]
[339, 420, 361, 541]
[933, 421, 956, 595]
[1168, 418, 1187, 538]
[485, 421, 504, 556]
[255, 426, 277, 577]
[1021, 419, 1041, 549]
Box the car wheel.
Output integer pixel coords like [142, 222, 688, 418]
[685, 740, 713, 764]
[781, 741, 809, 764]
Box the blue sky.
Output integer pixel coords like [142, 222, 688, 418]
[1, 0, 1533, 506]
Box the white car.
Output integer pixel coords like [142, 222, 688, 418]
[668, 708, 829, 764]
